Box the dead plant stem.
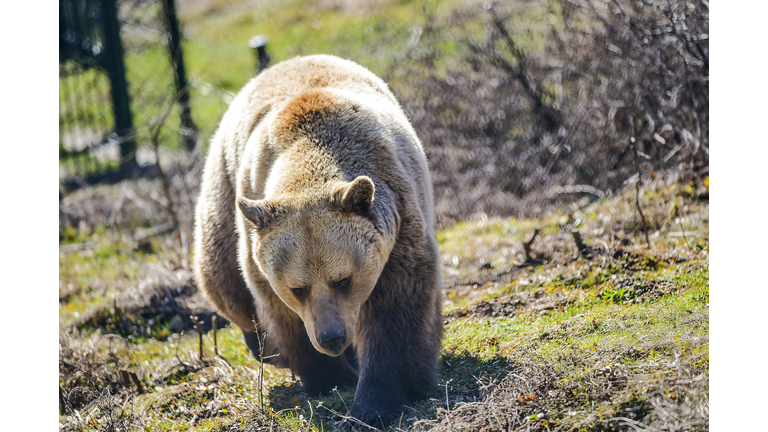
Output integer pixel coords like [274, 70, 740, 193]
[148, 99, 181, 232]
[191, 315, 204, 363]
[212, 315, 218, 356]
[631, 120, 651, 247]
[523, 228, 540, 263]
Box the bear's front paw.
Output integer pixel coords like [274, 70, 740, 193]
[339, 411, 382, 432]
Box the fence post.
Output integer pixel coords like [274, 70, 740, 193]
[249, 35, 270, 73]
[162, 0, 198, 151]
[101, 0, 137, 171]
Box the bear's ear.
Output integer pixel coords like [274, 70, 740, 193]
[333, 176, 375, 215]
[238, 197, 284, 231]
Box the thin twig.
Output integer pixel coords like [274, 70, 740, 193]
[630, 117, 651, 247]
[191, 315, 204, 363]
[443, 378, 453, 411]
[150, 137, 181, 232]
[252, 318, 268, 412]
[678, 216, 690, 247]
[318, 403, 382, 431]
[305, 401, 315, 432]
[487, 5, 560, 132]
[210, 315, 232, 366]
[522, 228, 540, 263]
[212, 315, 218, 356]
[133, 221, 175, 244]
[333, 386, 350, 413]
[572, 230, 589, 255]
[260, 332, 266, 413]
[673, 196, 692, 248]
[174, 330, 188, 371]
[147, 85, 183, 233]
[176, 156, 196, 211]
[601, 416, 648, 431]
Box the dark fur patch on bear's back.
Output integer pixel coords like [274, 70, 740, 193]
[273, 89, 350, 144]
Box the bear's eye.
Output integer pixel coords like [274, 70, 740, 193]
[334, 278, 350, 290]
[291, 288, 307, 298]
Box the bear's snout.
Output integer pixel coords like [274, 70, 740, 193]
[317, 327, 346, 354]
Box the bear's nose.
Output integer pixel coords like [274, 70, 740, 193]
[318, 328, 346, 353]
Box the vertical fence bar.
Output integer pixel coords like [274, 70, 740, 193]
[162, 0, 198, 151]
[101, 0, 136, 171]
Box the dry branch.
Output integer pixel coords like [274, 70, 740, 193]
[148, 96, 181, 232]
[631, 130, 651, 247]
[212, 315, 218, 356]
[571, 230, 588, 255]
[522, 228, 540, 263]
[391, 0, 708, 218]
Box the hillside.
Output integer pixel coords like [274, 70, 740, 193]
[59, 178, 708, 431]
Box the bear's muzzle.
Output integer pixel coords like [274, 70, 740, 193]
[317, 327, 346, 355]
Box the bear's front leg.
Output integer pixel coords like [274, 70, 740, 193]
[259, 302, 359, 396]
[348, 289, 442, 428]
[290, 329, 359, 396]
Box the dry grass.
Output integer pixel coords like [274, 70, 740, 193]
[59, 174, 708, 431]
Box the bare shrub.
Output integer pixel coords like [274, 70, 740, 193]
[390, 0, 708, 222]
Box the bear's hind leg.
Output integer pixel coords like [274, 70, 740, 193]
[193, 143, 275, 361]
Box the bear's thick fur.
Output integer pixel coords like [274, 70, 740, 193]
[193, 55, 442, 426]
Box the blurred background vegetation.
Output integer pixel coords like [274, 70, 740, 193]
[59, 0, 708, 223]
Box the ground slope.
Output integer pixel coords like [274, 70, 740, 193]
[59, 179, 708, 431]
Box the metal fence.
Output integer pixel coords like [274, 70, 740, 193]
[59, 0, 197, 186]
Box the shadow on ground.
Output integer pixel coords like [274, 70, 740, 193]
[72, 268, 229, 340]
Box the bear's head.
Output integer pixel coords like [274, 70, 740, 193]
[237, 176, 387, 357]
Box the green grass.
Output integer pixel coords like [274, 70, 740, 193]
[442, 264, 707, 360]
[59, 224, 164, 324]
[61, 267, 708, 429]
[61, 181, 709, 431]
[60, 179, 708, 430]
[60, 0, 565, 162]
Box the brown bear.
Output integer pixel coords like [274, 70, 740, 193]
[193, 54, 443, 427]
